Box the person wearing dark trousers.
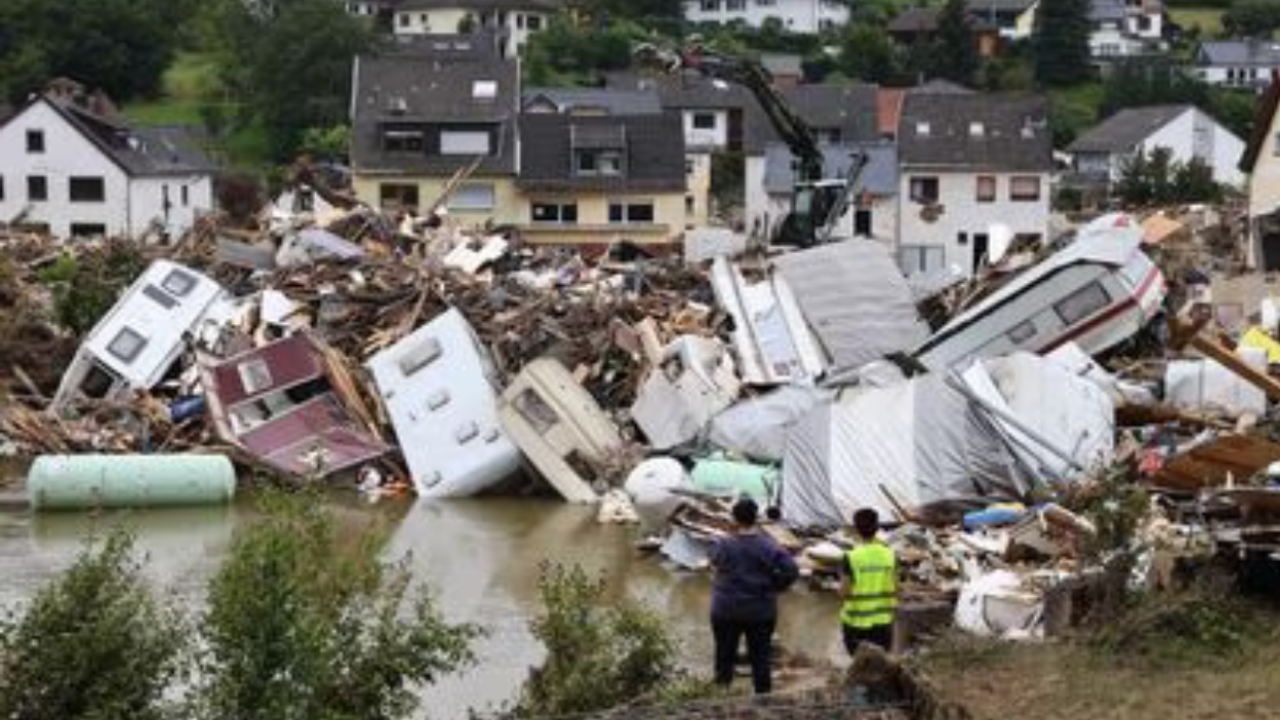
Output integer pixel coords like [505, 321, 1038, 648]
[709, 498, 799, 695]
[839, 507, 898, 658]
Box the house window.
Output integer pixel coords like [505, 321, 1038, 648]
[897, 245, 945, 275]
[686, 195, 696, 215]
[379, 182, 420, 209]
[531, 202, 578, 223]
[398, 12, 409, 26]
[976, 175, 996, 202]
[700, 0, 719, 10]
[915, 121, 930, 136]
[106, 328, 147, 364]
[608, 201, 656, 224]
[69, 176, 105, 203]
[26, 130, 44, 153]
[0, 175, 4, 201]
[577, 150, 622, 176]
[1010, 176, 1041, 201]
[1054, 281, 1111, 325]
[384, 128, 425, 153]
[237, 358, 274, 395]
[527, 14, 542, 30]
[449, 183, 496, 211]
[162, 268, 197, 297]
[472, 80, 498, 101]
[181, 185, 189, 207]
[69, 223, 107, 239]
[516, 13, 524, 29]
[27, 176, 47, 202]
[692, 112, 717, 130]
[757, 0, 776, 5]
[440, 130, 491, 155]
[909, 176, 939, 203]
[969, 122, 985, 137]
[726, 0, 746, 10]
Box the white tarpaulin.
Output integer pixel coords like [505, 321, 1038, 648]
[1165, 347, 1268, 418]
[708, 385, 833, 462]
[781, 353, 1115, 528]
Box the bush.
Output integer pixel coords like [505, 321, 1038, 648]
[1089, 582, 1255, 666]
[0, 531, 185, 720]
[516, 563, 680, 717]
[36, 240, 149, 337]
[195, 493, 479, 720]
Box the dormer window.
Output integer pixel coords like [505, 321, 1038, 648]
[383, 127, 425, 152]
[969, 122, 985, 137]
[916, 121, 931, 136]
[473, 80, 497, 101]
[577, 150, 622, 176]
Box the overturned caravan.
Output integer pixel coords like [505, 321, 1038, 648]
[780, 351, 1116, 528]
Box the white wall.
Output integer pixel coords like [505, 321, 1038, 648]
[1140, 108, 1245, 187]
[1199, 63, 1272, 87]
[683, 109, 729, 151]
[393, 6, 548, 56]
[896, 170, 1050, 277]
[1090, 26, 1141, 57]
[129, 176, 214, 238]
[0, 100, 130, 238]
[683, 0, 850, 33]
[1126, 10, 1162, 39]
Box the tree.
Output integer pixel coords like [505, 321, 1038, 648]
[524, 13, 642, 86]
[517, 563, 680, 717]
[203, 0, 371, 161]
[0, 0, 182, 104]
[839, 24, 902, 83]
[1223, 0, 1280, 37]
[0, 532, 185, 720]
[933, 0, 980, 85]
[1034, 0, 1092, 86]
[195, 494, 478, 720]
[1116, 147, 1223, 206]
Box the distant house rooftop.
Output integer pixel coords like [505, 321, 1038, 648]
[522, 88, 662, 115]
[888, 7, 994, 33]
[517, 112, 686, 193]
[1199, 39, 1280, 67]
[1088, 0, 1126, 23]
[898, 92, 1052, 171]
[760, 53, 804, 78]
[1066, 105, 1191, 154]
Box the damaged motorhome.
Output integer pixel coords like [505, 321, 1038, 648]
[200, 333, 389, 478]
[915, 214, 1167, 372]
[366, 308, 521, 498]
[499, 357, 623, 503]
[50, 260, 226, 415]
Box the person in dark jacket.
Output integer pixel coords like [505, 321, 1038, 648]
[709, 498, 799, 694]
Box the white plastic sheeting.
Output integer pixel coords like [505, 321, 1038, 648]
[781, 353, 1115, 528]
[1165, 347, 1268, 418]
[772, 240, 929, 372]
[708, 385, 833, 462]
[963, 353, 1115, 483]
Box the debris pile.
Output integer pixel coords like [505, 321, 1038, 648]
[4, 194, 1280, 642]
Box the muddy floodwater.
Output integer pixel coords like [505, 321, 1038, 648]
[0, 490, 845, 718]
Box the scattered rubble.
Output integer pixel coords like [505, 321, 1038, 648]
[3, 187, 1280, 645]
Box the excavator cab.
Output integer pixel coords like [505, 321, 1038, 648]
[775, 180, 844, 247]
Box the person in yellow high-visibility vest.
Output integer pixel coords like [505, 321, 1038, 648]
[838, 508, 898, 657]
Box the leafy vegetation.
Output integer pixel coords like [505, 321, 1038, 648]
[195, 493, 479, 720]
[36, 240, 149, 337]
[1223, 0, 1280, 37]
[0, 531, 186, 720]
[1117, 148, 1225, 206]
[1034, 0, 1093, 86]
[515, 563, 682, 717]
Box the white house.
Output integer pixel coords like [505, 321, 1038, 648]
[1066, 105, 1245, 187]
[682, 0, 850, 34]
[1196, 40, 1280, 89]
[1088, 0, 1165, 59]
[393, 0, 558, 58]
[0, 81, 215, 240]
[1242, 77, 1280, 269]
[896, 92, 1053, 278]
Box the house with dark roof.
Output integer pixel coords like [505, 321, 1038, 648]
[1197, 40, 1280, 88]
[392, 0, 560, 58]
[896, 92, 1053, 277]
[1066, 105, 1243, 187]
[522, 88, 662, 117]
[966, 0, 1039, 40]
[516, 112, 688, 247]
[0, 79, 215, 240]
[887, 7, 999, 57]
[1240, 73, 1280, 269]
[349, 48, 521, 224]
[682, 0, 850, 34]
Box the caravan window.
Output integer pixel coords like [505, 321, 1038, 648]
[1006, 320, 1037, 344]
[106, 328, 147, 363]
[238, 358, 274, 395]
[162, 268, 197, 297]
[514, 388, 559, 435]
[1054, 281, 1111, 325]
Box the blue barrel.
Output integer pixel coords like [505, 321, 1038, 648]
[169, 396, 207, 422]
[27, 454, 237, 511]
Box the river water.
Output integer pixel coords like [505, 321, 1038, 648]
[0, 492, 845, 718]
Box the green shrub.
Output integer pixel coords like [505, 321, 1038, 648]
[195, 493, 479, 720]
[0, 531, 185, 720]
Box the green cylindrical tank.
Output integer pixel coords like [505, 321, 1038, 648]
[27, 455, 237, 511]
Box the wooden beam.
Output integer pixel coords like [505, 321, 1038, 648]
[1188, 333, 1280, 402]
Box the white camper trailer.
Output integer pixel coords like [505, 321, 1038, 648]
[914, 214, 1166, 372]
[365, 308, 521, 498]
[50, 260, 226, 414]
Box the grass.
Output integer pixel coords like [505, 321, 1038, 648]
[121, 51, 219, 126]
[916, 592, 1280, 720]
[1170, 7, 1225, 36]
